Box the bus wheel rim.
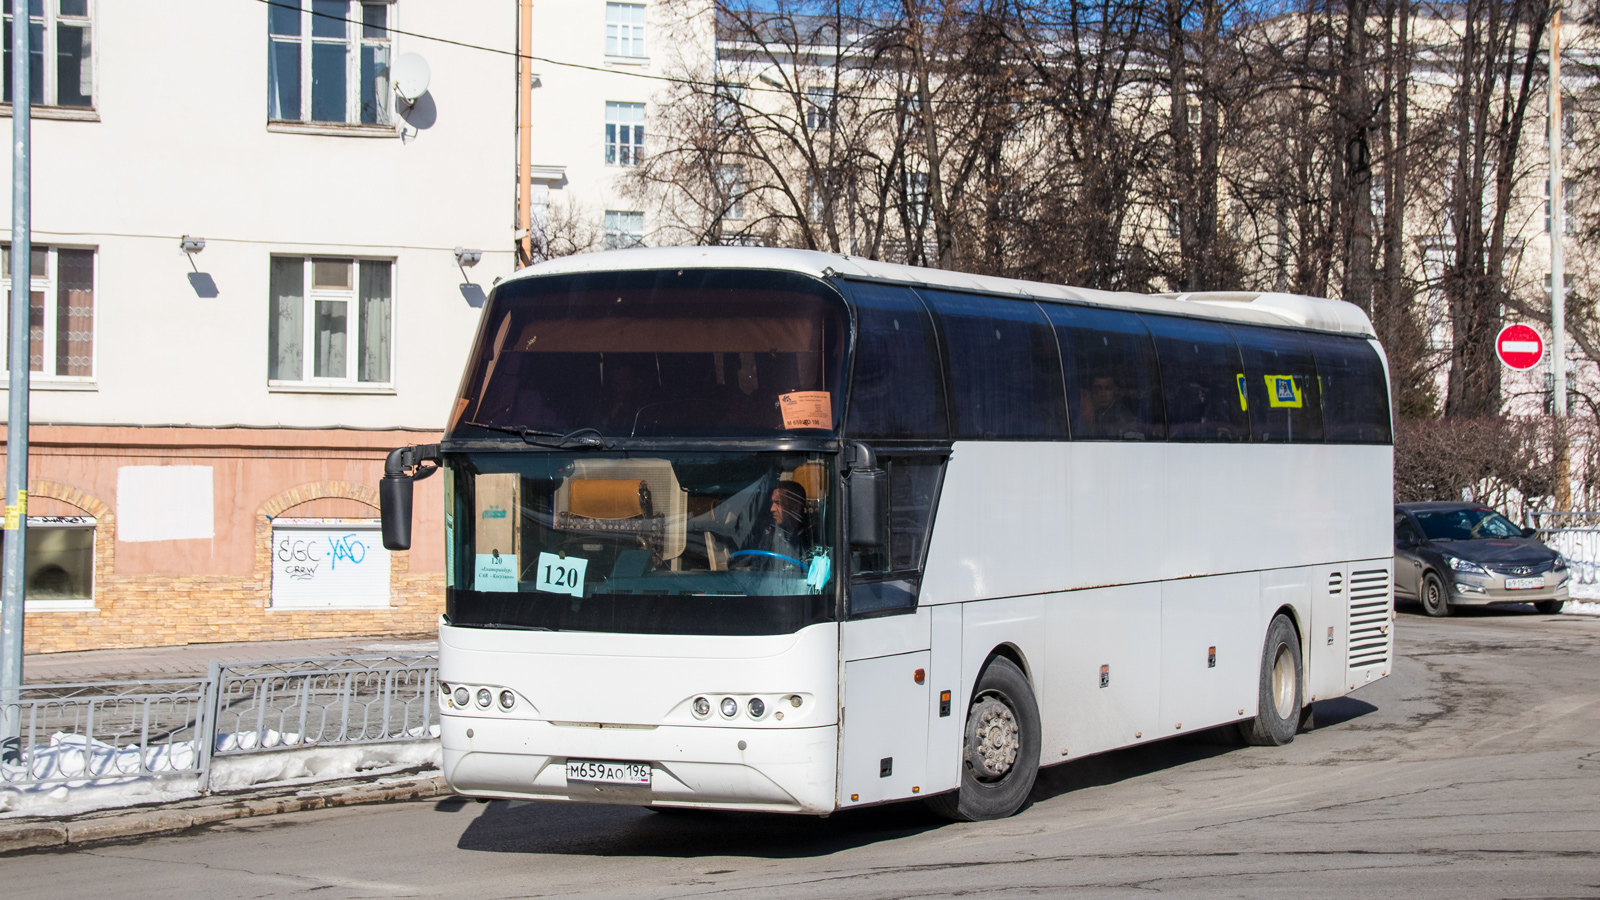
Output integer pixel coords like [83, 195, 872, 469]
[1271, 644, 1296, 720]
[969, 696, 1020, 780]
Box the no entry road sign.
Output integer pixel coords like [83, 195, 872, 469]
[1496, 324, 1545, 370]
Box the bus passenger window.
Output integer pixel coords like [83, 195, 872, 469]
[844, 284, 948, 440]
[1141, 314, 1250, 442]
[1045, 304, 1165, 441]
[922, 291, 1066, 440]
[1230, 324, 1324, 443]
[1306, 333, 1392, 443]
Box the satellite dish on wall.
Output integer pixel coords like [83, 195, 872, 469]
[393, 53, 432, 104]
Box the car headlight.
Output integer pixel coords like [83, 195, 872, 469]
[1446, 555, 1488, 575]
[1554, 554, 1568, 570]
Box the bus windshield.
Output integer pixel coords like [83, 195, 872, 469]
[444, 451, 836, 635]
[449, 269, 849, 440]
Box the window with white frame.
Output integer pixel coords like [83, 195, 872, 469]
[268, 257, 393, 386]
[603, 211, 645, 250]
[268, 0, 392, 126]
[806, 86, 833, 131]
[605, 101, 645, 165]
[605, 2, 645, 58]
[3, 0, 92, 108]
[718, 164, 746, 220]
[2, 243, 94, 380]
[0, 515, 95, 611]
[714, 81, 743, 130]
[1546, 178, 1576, 234]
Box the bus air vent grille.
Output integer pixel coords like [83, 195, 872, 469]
[1347, 568, 1391, 669]
[1327, 572, 1344, 595]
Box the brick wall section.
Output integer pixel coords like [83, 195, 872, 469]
[22, 478, 445, 655]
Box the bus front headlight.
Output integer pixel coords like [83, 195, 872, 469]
[693, 697, 711, 718]
[720, 697, 738, 718]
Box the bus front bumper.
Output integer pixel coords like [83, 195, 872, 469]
[441, 714, 839, 815]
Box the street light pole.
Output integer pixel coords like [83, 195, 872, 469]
[1549, 0, 1572, 512]
[0, 0, 33, 756]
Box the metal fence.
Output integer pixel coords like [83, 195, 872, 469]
[1530, 511, 1600, 587]
[0, 654, 437, 793]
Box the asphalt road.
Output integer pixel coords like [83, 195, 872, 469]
[9, 606, 1599, 899]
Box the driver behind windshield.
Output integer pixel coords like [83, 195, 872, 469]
[747, 479, 811, 568]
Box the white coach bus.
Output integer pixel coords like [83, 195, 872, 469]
[379, 247, 1393, 821]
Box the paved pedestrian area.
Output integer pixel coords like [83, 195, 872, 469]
[22, 633, 439, 685]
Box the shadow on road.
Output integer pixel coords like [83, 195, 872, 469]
[1396, 600, 1559, 619]
[447, 795, 945, 858]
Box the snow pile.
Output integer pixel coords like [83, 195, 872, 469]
[0, 729, 441, 818]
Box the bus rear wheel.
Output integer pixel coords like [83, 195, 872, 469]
[1238, 614, 1303, 747]
[925, 656, 1040, 822]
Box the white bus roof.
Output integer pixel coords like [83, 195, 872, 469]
[510, 247, 1377, 339]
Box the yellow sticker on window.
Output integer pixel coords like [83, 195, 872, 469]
[1266, 375, 1303, 408]
[1236, 374, 1248, 411]
[779, 391, 833, 430]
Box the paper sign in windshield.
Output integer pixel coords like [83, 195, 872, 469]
[779, 391, 832, 430]
[475, 551, 518, 592]
[536, 551, 588, 598]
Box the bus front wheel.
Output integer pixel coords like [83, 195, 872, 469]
[925, 656, 1041, 821]
[1238, 614, 1303, 747]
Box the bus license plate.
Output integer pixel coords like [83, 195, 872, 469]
[1505, 577, 1543, 590]
[566, 759, 651, 786]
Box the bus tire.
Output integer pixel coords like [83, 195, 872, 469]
[924, 656, 1040, 822]
[1421, 572, 1451, 617]
[1239, 614, 1302, 747]
[1535, 599, 1564, 614]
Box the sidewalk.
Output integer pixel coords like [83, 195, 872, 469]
[22, 632, 439, 684]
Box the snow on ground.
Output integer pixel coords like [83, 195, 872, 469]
[0, 731, 441, 819]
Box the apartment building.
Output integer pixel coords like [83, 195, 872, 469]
[0, 1, 520, 653]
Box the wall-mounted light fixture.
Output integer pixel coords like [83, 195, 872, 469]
[180, 236, 205, 254]
[454, 247, 482, 268]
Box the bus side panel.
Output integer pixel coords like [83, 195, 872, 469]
[959, 595, 1046, 734]
[1159, 573, 1259, 734]
[837, 651, 931, 806]
[1043, 583, 1162, 760]
[1304, 563, 1350, 703]
[923, 602, 964, 794]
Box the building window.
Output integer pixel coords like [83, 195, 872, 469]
[806, 86, 833, 131]
[0, 516, 96, 611]
[903, 170, 930, 226]
[2, 244, 93, 380]
[269, 257, 393, 386]
[718, 164, 746, 220]
[268, 0, 392, 126]
[2, 0, 92, 108]
[605, 101, 645, 165]
[603, 211, 645, 250]
[605, 2, 645, 58]
[1546, 178, 1576, 234]
[714, 81, 743, 131]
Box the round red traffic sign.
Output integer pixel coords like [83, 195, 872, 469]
[1496, 324, 1545, 370]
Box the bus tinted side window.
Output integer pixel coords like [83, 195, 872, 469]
[1141, 314, 1250, 442]
[1231, 324, 1324, 443]
[844, 283, 949, 440]
[922, 290, 1067, 440]
[1308, 333, 1393, 443]
[1045, 304, 1166, 441]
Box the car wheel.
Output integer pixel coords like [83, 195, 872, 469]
[1535, 600, 1565, 614]
[1421, 572, 1451, 617]
[1238, 614, 1303, 747]
[924, 656, 1041, 822]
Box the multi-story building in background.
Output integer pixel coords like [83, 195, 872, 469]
[1, 1, 520, 653]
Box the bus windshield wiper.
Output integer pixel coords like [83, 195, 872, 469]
[460, 421, 606, 449]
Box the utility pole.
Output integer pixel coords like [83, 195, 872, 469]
[1, 0, 34, 758]
[517, 0, 533, 267]
[1549, 0, 1571, 509]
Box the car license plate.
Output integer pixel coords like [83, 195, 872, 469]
[565, 759, 651, 786]
[1505, 577, 1543, 590]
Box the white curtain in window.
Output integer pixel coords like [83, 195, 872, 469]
[269, 257, 304, 380]
[358, 260, 391, 383]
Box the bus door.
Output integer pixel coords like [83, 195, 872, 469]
[838, 611, 931, 806]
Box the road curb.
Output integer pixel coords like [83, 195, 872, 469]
[0, 773, 451, 856]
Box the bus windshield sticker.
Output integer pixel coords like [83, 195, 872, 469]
[779, 391, 833, 430]
[1236, 373, 1248, 410]
[536, 551, 588, 597]
[1266, 375, 1304, 408]
[475, 550, 519, 592]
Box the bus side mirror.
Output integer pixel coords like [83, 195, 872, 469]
[380, 473, 414, 551]
[846, 443, 887, 549]
[380, 444, 440, 552]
